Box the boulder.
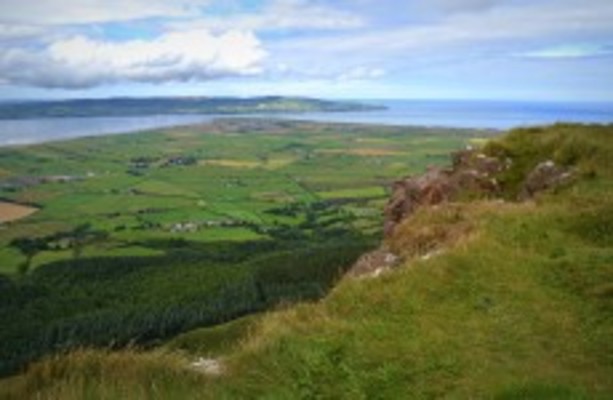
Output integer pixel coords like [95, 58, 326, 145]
[346, 248, 400, 278]
[519, 160, 574, 200]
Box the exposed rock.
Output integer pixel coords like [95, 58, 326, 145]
[420, 249, 445, 261]
[372, 144, 581, 281]
[191, 357, 223, 375]
[384, 149, 504, 237]
[347, 248, 400, 278]
[451, 148, 504, 175]
[519, 160, 574, 200]
[384, 168, 452, 236]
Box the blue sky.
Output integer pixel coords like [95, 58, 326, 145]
[0, 0, 612, 101]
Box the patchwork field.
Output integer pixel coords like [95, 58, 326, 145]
[0, 119, 489, 274]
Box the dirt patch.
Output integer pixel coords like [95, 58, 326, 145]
[0, 201, 39, 223]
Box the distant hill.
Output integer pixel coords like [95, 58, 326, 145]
[0, 96, 385, 119]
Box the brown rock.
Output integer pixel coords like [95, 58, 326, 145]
[383, 150, 503, 237]
[384, 167, 458, 236]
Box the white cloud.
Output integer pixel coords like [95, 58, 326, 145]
[0, 0, 207, 25]
[170, 0, 365, 32]
[274, 1, 613, 55]
[418, 0, 506, 14]
[257, 0, 613, 97]
[0, 29, 267, 88]
[337, 66, 386, 81]
[0, 24, 47, 41]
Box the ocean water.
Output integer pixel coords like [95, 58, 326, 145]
[0, 114, 221, 147]
[276, 100, 613, 129]
[0, 100, 611, 147]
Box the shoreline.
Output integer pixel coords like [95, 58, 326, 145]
[0, 117, 500, 149]
[0, 98, 611, 148]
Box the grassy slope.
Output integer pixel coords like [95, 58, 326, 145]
[1, 124, 611, 399]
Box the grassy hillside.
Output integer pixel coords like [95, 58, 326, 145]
[1, 124, 611, 399]
[0, 120, 484, 378]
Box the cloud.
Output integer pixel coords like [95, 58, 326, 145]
[170, 0, 365, 32]
[418, 0, 506, 14]
[516, 44, 613, 59]
[266, 62, 386, 82]
[1, 0, 612, 101]
[0, 29, 267, 88]
[0, 24, 48, 41]
[274, 1, 613, 55]
[337, 66, 386, 81]
[258, 0, 613, 98]
[0, 0, 207, 25]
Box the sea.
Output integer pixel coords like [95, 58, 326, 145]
[0, 99, 612, 147]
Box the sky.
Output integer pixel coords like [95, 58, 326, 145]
[0, 0, 612, 101]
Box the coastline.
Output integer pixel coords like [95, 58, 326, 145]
[0, 99, 611, 148]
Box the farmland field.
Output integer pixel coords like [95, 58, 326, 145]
[0, 119, 491, 375]
[0, 201, 38, 223]
[0, 119, 490, 273]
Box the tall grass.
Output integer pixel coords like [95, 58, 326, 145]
[0, 349, 211, 400]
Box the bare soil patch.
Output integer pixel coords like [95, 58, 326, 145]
[0, 201, 38, 223]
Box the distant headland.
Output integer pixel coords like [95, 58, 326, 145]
[0, 96, 385, 120]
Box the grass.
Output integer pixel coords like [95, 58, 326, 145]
[0, 349, 208, 400]
[3, 123, 610, 399]
[316, 186, 387, 200]
[0, 120, 479, 272]
[165, 315, 259, 357]
[205, 172, 612, 398]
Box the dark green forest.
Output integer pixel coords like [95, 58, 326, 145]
[1, 226, 372, 376]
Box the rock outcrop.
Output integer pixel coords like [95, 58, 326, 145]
[384, 148, 504, 237]
[346, 248, 399, 278]
[383, 150, 574, 237]
[348, 145, 577, 279]
[519, 160, 574, 200]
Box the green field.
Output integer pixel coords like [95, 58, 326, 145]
[0, 119, 485, 274]
[0, 119, 487, 377]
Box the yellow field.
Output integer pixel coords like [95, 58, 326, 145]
[469, 137, 490, 146]
[317, 148, 405, 156]
[0, 201, 38, 223]
[201, 157, 296, 169]
[0, 168, 12, 179]
[201, 159, 261, 168]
